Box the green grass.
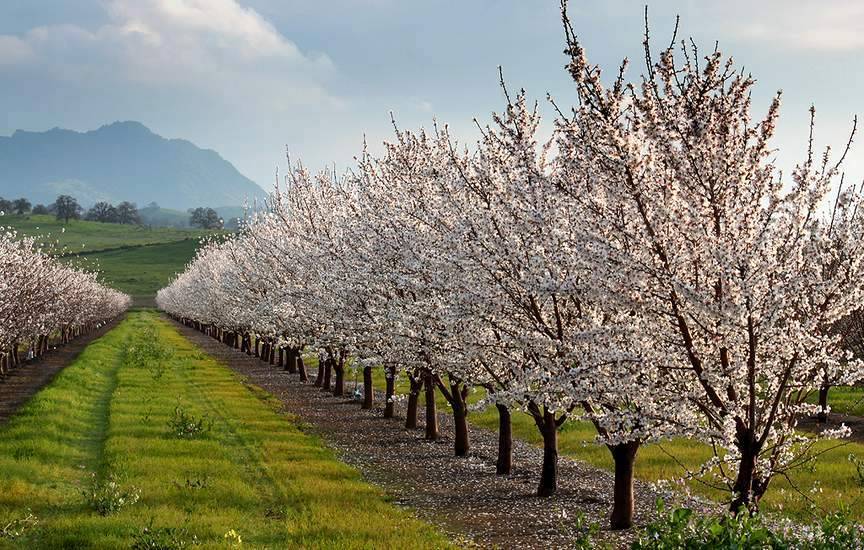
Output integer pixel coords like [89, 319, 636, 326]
[807, 386, 864, 417]
[2, 214, 209, 254]
[64, 240, 202, 301]
[354, 364, 864, 523]
[0, 312, 451, 549]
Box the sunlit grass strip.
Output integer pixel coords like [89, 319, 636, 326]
[0, 312, 451, 548]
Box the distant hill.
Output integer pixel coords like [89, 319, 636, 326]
[0, 121, 265, 210]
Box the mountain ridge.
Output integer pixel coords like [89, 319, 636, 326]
[0, 121, 265, 210]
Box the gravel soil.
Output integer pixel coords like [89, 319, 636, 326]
[171, 319, 718, 549]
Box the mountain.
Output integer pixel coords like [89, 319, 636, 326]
[0, 121, 265, 210]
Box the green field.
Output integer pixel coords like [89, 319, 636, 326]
[808, 386, 864, 417]
[1, 214, 209, 254]
[65, 240, 202, 302]
[0, 312, 449, 549]
[2, 214, 212, 302]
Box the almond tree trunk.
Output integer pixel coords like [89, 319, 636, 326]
[609, 441, 640, 530]
[297, 355, 308, 382]
[322, 354, 333, 391]
[451, 381, 469, 456]
[314, 355, 324, 387]
[286, 348, 298, 374]
[817, 381, 830, 423]
[537, 409, 558, 497]
[423, 370, 439, 441]
[332, 353, 344, 397]
[362, 366, 374, 409]
[405, 375, 422, 429]
[496, 404, 512, 475]
[730, 427, 764, 513]
[384, 366, 396, 418]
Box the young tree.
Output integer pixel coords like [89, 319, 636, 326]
[189, 207, 223, 229]
[53, 195, 82, 223]
[86, 202, 119, 223]
[116, 201, 141, 225]
[12, 198, 31, 215]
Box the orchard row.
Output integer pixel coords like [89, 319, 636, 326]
[0, 229, 130, 376]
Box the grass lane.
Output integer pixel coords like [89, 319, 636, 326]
[0, 312, 450, 548]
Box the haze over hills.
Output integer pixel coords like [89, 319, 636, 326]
[0, 121, 266, 210]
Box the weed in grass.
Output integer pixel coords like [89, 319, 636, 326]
[263, 507, 287, 521]
[0, 510, 38, 541]
[172, 474, 210, 491]
[131, 518, 200, 550]
[565, 509, 602, 550]
[167, 405, 211, 439]
[127, 327, 173, 380]
[634, 499, 864, 549]
[223, 529, 242, 548]
[849, 453, 864, 487]
[83, 473, 141, 516]
[12, 446, 35, 461]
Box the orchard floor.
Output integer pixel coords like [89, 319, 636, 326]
[171, 319, 715, 549]
[0, 318, 122, 424]
[0, 311, 450, 548]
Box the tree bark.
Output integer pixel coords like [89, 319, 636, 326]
[384, 366, 396, 419]
[332, 352, 345, 397]
[314, 355, 324, 387]
[537, 409, 558, 497]
[362, 366, 374, 409]
[405, 375, 422, 429]
[730, 427, 762, 513]
[322, 354, 333, 391]
[424, 370, 439, 441]
[609, 441, 640, 530]
[297, 355, 308, 382]
[286, 349, 298, 374]
[451, 381, 469, 456]
[817, 383, 830, 423]
[496, 404, 512, 475]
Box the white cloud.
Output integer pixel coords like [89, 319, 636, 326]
[706, 0, 864, 51]
[0, 0, 338, 107]
[0, 35, 34, 65]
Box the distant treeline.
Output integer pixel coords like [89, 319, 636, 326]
[1, 194, 229, 229]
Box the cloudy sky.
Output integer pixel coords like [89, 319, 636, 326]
[2, 0, 863, 189]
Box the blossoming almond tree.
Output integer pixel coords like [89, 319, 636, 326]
[420, 84, 683, 528]
[556, 2, 864, 511]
